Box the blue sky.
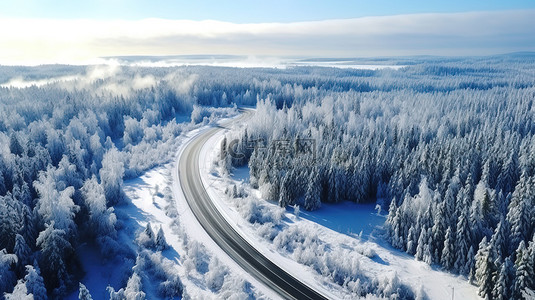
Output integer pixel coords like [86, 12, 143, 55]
[2, 0, 535, 22]
[0, 1, 534, 64]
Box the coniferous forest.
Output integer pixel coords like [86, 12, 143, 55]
[0, 54, 534, 299]
[221, 55, 535, 299]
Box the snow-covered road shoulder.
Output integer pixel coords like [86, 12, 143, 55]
[170, 121, 278, 299]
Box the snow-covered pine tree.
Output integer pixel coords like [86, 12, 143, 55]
[527, 235, 535, 286]
[155, 226, 169, 251]
[441, 226, 455, 270]
[465, 246, 476, 281]
[232, 184, 238, 198]
[386, 198, 398, 241]
[139, 222, 156, 249]
[124, 272, 146, 300]
[278, 172, 292, 207]
[454, 209, 471, 274]
[492, 257, 514, 300]
[490, 217, 508, 259]
[474, 237, 496, 299]
[24, 264, 47, 300]
[513, 241, 532, 299]
[34, 168, 79, 234]
[79, 282, 93, 300]
[406, 224, 418, 256]
[20, 203, 37, 246]
[0, 249, 17, 295]
[507, 172, 532, 253]
[13, 234, 31, 275]
[36, 222, 74, 295]
[4, 279, 32, 300]
[220, 136, 227, 160]
[415, 225, 427, 261]
[431, 201, 446, 263]
[100, 147, 125, 205]
[444, 170, 461, 228]
[304, 170, 321, 211]
[81, 175, 117, 239]
[9, 133, 24, 156]
[0, 194, 23, 252]
[423, 228, 433, 265]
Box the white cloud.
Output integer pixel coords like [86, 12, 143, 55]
[0, 10, 534, 65]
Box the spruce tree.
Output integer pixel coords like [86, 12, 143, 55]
[507, 173, 531, 252]
[155, 226, 169, 251]
[490, 218, 508, 258]
[9, 133, 24, 156]
[304, 171, 321, 211]
[475, 237, 496, 299]
[386, 198, 398, 242]
[0, 249, 17, 295]
[492, 257, 514, 300]
[441, 226, 455, 270]
[514, 241, 532, 299]
[36, 222, 73, 294]
[4, 279, 32, 300]
[13, 234, 31, 275]
[79, 282, 93, 300]
[24, 264, 47, 300]
[454, 210, 471, 274]
[415, 226, 427, 261]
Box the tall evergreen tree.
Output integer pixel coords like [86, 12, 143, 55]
[9, 133, 24, 156]
[278, 172, 292, 207]
[4, 279, 32, 300]
[36, 222, 74, 295]
[431, 201, 447, 263]
[406, 224, 418, 256]
[465, 246, 476, 282]
[13, 234, 31, 275]
[415, 225, 427, 261]
[0, 249, 17, 295]
[490, 218, 508, 258]
[124, 272, 146, 300]
[304, 177, 321, 212]
[99, 147, 125, 205]
[507, 172, 532, 252]
[155, 226, 169, 251]
[386, 198, 398, 241]
[79, 282, 93, 300]
[513, 241, 531, 299]
[493, 257, 514, 300]
[475, 237, 496, 299]
[24, 264, 47, 300]
[441, 226, 455, 270]
[454, 210, 471, 274]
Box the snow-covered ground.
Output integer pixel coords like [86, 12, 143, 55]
[199, 117, 483, 300]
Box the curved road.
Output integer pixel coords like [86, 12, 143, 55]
[178, 110, 328, 300]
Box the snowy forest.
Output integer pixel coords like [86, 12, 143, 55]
[0, 54, 534, 299]
[219, 55, 535, 299]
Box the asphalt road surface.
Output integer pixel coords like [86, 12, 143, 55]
[178, 110, 328, 300]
